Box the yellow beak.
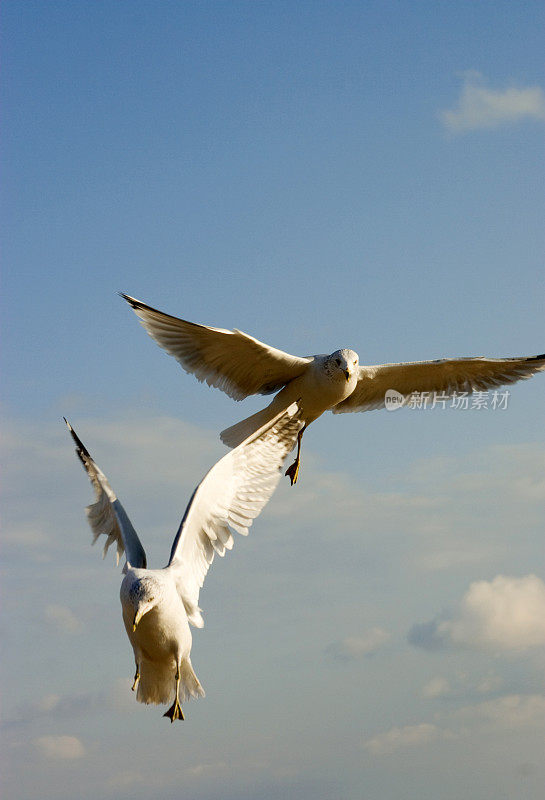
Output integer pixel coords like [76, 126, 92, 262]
[344, 370, 350, 381]
[133, 609, 144, 632]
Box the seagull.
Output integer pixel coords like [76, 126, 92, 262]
[65, 403, 303, 722]
[121, 294, 545, 485]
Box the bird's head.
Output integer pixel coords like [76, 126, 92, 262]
[326, 349, 359, 382]
[128, 576, 163, 631]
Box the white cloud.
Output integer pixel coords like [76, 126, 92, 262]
[107, 771, 144, 790]
[326, 628, 390, 660]
[422, 676, 451, 699]
[475, 673, 503, 695]
[185, 761, 228, 777]
[363, 693, 545, 757]
[271, 442, 544, 576]
[454, 694, 545, 731]
[421, 672, 503, 700]
[44, 604, 82, 634]
[409, 574, 545, 652]
[410, 444, 545, 572]
[1, 413, 223, 559]
[9, 692, 83, 725]
[33, 735, 85, 760]
[444, 574, 545, 651]
[363, 723, 441, 756]
[4, 414, 543, 584]
[7, 681, 138, 725]
[440, 71, 545, 133]
[36, 694, 62, 713]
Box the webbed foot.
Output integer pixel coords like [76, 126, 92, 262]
[163, 698, 184, 723]
[285, 459, 300, 486]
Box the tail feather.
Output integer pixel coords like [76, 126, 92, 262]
[220, 406, 280, 449]
[136, 657, 205, 705]
[179, 658, 205, 702]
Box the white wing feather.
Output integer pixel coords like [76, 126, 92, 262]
[65, 419, 147, 570]
[121, 294, 311, 400]
[167, 403, 304, 627]
[334, 354, 545, 413]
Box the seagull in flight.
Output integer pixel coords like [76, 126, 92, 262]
[65, 403, 303, 722]
[121, 294, 545, 485]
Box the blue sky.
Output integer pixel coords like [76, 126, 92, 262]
[2, 2, 544, 799]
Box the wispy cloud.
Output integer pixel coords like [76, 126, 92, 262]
[454, 693, 545, 731]
[1, 413, 223, 560]
[421, 672, 503, 700]
[44, 604, 82, 634]
[421, 676, 451, 699]
[5, 680, 136, 727]
[325, 628, 390, 661]
[440, 72, 545, 133]
[33, 735, 85, 760]
[363, 693, 545, 757]
[185, 761, 228, 777]
[4, 413, 543, 576]
[409, 574, 545, 652]
[363, 723, 441, 756]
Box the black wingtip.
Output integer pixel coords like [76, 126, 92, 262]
[118, 292, 139, 308]
[118, 292, 163, 315]
[64, 417, 91, 460]
[526, 353, 545, 362]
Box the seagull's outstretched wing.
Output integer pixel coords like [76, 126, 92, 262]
[334, 354, 545, 413]
[120, 294, 311, 400]
[65, 419, 147, 570]
[167, 403, 304, 627]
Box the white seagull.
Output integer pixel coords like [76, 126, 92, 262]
[65, 403, 303, 722]
[121, 294, 545, 485]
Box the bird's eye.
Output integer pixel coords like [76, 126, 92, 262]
[335, 358, 341, 366]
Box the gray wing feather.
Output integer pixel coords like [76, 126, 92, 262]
[65, 419, 147, 570]
[121, 294, 311, 400]
[167, 403, 304, 627]
[334, 354, 545, 413]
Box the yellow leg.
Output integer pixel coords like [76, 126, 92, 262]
[285, 426, 306, 486]
[163, 665, 184, 723]
[131, 665, 140, 692]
